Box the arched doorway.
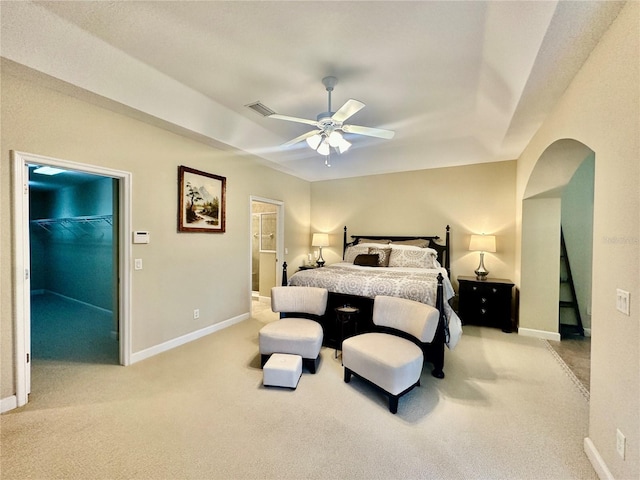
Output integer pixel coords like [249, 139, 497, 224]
[520, 139, 595, 337]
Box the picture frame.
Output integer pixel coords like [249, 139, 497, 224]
[178, 165, 226, 233]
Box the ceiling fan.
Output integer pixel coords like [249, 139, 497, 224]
[267, 76, 395, 164]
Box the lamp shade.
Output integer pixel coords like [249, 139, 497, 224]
[312, 233, 330, 247]
[469, 234, 496, 253]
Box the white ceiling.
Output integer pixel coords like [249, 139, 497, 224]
[1, 1, 625, 182]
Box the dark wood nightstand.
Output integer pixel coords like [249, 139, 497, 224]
[297, 265, 317, 271]
[457, 276, 514, 332]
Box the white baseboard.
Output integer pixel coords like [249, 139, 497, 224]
[130, 312, 250, 364]
[258, 295, 271, 304]
[1, 395, 18, 414]
[584, 328, 592, 337]
[584, 437, 614, 480]
[518, 327, 561, 341]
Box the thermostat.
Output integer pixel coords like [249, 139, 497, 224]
[133, 231, 150, 244]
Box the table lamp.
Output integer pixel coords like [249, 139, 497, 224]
[312, 233, 329, 267]
[469, 234, 496, 280]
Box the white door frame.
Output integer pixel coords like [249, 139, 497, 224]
[12, 151, 132, 408]
[249, 196, 284, 299]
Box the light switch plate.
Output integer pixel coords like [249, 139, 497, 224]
[134, 258, 143, 270]
[616, 289, 630, 315]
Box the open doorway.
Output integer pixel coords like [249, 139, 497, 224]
[520, 140, 594, 392]
[29, 165, 119, 364]
[12, 151, 132, 408]
[249, 197, 284, 312]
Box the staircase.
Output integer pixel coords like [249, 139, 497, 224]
[559, 229, 584, 338]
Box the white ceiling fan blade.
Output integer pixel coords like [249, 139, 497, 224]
[281, 130, 322, 147]
[269, 113, 318, 127]
[331, 99, 365, 123]
[342, 124, 395, 139]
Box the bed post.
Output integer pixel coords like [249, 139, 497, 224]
[431, 273, 446, 379]
[444, 225, 451, 277]
[282, 261, 288, 286]
[342, 226, 348, 260]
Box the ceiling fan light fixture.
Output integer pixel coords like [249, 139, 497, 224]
[317, 139, 331, 156]
[306, 134, 322, 150]
[337, 138, 351, 154]
[327, 130, 343, 147]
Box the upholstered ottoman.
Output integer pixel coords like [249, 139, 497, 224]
[259, 318, 323, 373]
[263, 353, 302, 389]
[342, 333, 423, 413]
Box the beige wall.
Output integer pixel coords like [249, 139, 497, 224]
[0, 71, 311, 399]
[310, 161, 517, 288]
[515, 3, 639, 478]
[520, 197, 562, 336]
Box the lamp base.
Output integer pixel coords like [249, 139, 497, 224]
[316, 247, 325, 268]
[474, 252, 489, 280]
[474, 270, 489, 280]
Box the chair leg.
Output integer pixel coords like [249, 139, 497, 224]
[344, 367, 352, 383]
[303, 356, 320, 374]
[388, 395, 399, 414]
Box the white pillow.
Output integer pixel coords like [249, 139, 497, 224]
[344, 245, 370, 263]
[389, 248, 438, 268]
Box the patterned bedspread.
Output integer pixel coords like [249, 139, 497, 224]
[290, 263, 456, 305]
[289, 263, 462, 349]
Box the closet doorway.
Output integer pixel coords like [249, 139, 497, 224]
[29, 166, 119, 365]
[250, 197, 284, 308]
[12, 151, 132, 408]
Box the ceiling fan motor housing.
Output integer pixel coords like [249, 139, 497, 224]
[322, 76, 338, 91]
[317, 112, 338, 125]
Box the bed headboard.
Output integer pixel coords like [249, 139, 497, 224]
[342, 225, 451, 276]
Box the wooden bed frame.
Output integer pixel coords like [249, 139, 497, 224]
[343, 225, 451, 277]
[281, 225, 451, 378]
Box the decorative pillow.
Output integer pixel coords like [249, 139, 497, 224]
[389, 248, 438, 268]
[369, 247, 392, 267]
[344, 245, 370, 263]
[390, 238, 430, 248]
[356, 238, 391, 245]
[389, 243, 423, 251]
[353, 253, 380, 267]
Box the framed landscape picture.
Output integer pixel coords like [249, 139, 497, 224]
[178, 165, 226, 233]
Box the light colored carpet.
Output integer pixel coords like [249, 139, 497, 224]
[1, 302, 596, 479]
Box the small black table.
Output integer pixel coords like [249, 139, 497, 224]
[457, 276, 514, 332]
[334, 306, 359, 358]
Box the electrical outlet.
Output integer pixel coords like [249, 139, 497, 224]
[193, 309, 200, 320]
[616, 429, 626, 459]
[616, 289, 630, 315]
